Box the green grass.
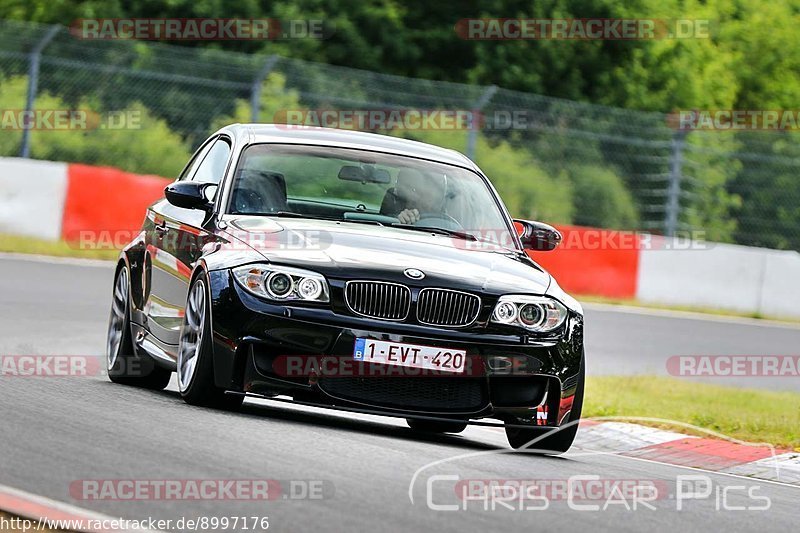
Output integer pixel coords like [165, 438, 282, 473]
[585, 376, 800, 449]
[0, 233, 119, 261]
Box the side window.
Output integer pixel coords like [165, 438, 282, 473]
[177, 139, 215, 181]
[192, 138, 232, 186]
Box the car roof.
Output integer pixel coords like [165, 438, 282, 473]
[215, 124, 479, 172]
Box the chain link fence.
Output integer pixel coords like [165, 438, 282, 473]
[2, 19, 800, 250]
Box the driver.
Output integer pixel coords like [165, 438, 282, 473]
[381, 168, 447, 224]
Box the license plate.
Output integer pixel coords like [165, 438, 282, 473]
[353, 338, 467, 374]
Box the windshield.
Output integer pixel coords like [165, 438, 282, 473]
[227, 143, 514, 247]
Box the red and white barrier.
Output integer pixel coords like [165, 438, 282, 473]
[3, 157, 800, 319]
[61, 163, 169, 243]
[532, 225, 640, 299]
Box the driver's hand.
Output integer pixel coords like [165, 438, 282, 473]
[397, 208, 420, 224]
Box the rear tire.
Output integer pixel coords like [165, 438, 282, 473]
[107, 265, 171, 390]
[407, 418, 467, 434]
[505, 353, 585, 453]
[178, 276, 243, 410]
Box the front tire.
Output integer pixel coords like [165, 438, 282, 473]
[407, 418, 467, 434]
[505, 354, 585, 453]
[107, 265, 171, 390]
[177, 276, 243, 410]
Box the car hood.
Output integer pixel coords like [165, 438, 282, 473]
[222, 216, 552, 295]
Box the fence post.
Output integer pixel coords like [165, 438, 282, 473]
[250, 55, 280, 123]
[20, 25, 61, 158]
[466, 85, 497, 160]
[664, 129, 688, 237]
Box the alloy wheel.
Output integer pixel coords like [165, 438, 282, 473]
[178, 280, 207, 392]
[107, 268, 129, 370]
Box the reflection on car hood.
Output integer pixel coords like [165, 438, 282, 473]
[224, 216, 552, 295]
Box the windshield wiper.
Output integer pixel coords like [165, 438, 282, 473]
[338, 218, 385, 227]
[391, 224, 477, 241]
[266, 211, 338, 220]
[271, 212, 386, 227]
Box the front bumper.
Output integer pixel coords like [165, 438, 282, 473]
[207, 269, 584, 427]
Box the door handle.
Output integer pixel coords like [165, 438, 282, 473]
[154, 222, 169, 236]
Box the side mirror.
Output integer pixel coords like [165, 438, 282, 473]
[165, 182, 214, 211]
[514, 219, 562, 251]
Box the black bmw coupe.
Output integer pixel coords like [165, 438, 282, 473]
[107, 124, 585, 452]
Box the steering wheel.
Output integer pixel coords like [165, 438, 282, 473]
[415, 213, 464, 230]
[232, 188, 265, 214]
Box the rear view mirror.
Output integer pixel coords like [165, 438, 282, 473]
[165, 182, 214, 211]
[514, 219, 562, 251]
[338, 165, 391, 184]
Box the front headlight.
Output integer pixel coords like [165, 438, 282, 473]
[232, 264, 330, 303]
[490, 295, 568, 332]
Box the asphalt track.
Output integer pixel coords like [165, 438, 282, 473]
[0, 254, 798, 532]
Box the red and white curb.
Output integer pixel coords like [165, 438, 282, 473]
[0, 483, 162, 532]
[575, 420, 800, 485]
